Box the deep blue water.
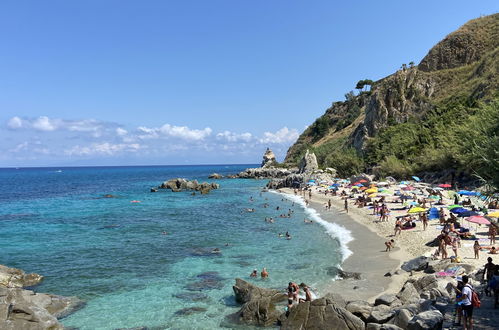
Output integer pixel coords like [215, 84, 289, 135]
[0, 165, 345, 329]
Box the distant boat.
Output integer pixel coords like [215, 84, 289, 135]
[55, 170, 63, 173]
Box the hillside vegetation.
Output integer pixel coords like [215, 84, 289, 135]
[284, 13, 499, 190]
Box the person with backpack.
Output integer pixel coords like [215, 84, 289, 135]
[457, 275, 479, 330]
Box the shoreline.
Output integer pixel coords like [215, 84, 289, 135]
[279, 187, 411, 302]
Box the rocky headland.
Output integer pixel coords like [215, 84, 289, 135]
[0, 264, 84, 330]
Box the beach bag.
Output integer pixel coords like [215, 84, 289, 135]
[466, 285, 481, 308]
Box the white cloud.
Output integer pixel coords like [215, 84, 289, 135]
[136, 124, 212, 141]
[32, 116, 57, 131]
[7, 116, 23, 129]
[65, 143, 142, 156]
[216, 131, 253, 142]
[116, 127, 128, 136]
[259, 127, 299, 144]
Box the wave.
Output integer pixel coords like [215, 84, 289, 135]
[271, 191, 353, 262]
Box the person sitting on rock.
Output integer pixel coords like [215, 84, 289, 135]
[298, 284, 313, 303]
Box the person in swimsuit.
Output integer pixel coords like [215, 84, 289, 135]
[250, 269, 257, 277]
[344, 199, 348, 213]
[261, 268, 269, 278]
[299, 285, 313, 303]
[287, 282, 300, 302]
[394, 219, 402, 236]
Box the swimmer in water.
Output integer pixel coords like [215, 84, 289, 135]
[250, 269, 258, 277]
[285, 231, 291, 240]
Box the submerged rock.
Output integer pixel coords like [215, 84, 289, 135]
[174, 306, 207, 316]
[173, 292, 210, 302]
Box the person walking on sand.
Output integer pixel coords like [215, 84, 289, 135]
[451, 236, 459, 257]
[489, 224, 497, 245]
[344, 199, 348, 213]
[261, 268, 268, 278]
[328, 199, 331, 210]
[394, 219, 402, 236]
[421, 212, 428, 231]
[473, 241, 480, 259]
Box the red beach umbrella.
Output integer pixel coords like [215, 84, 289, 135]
[359, 179, 368, 183]
[438, 184, 451, 188]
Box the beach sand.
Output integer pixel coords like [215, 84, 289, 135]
[280, 186, 495, 302]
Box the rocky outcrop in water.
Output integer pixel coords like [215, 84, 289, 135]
[0, 265, 84, 330]
[157, 178, 220, 194]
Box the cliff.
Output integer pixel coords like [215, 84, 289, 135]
[284, 13, 498, 187]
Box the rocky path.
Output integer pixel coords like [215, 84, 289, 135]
[443, 293, 498, 330]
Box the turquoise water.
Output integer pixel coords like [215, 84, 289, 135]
[0, 165, 347, 329]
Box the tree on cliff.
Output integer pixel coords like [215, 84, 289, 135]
[355, 79, 374, 93]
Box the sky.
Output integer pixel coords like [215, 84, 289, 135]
[1, 1, 497, 167]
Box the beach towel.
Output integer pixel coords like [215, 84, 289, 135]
[436, 266, 460, 277]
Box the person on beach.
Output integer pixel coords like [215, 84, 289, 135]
[328, 199, 331, 210]
[457, 275, 474, 330]
[385, 239, 395, 252]
[421, 212, 428, 231]
[344, 199, 348, 213]
[250, 269, 258, 277]
[308, 190, 312, 199]
[483, 257, 496, 296]
[298, 284, 313, 303]
[261, 268, 269, 278]
[287, 282, 300, 302]
[394, 219, 402, 236]
[473, 241, 480, 259]
[489, 224, 497, 245]
[451, 276, 465, 326]
[451, 236, 459, 257]
[439, 235, 448, 259]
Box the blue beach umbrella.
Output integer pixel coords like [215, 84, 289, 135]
[457, 210, 479, 218]
[451, 207, 468, 214]
[412, 176, 421, 182]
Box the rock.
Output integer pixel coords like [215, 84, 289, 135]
[298, 150, 318, 174]
[281, 300, 364, 330]
[368, 304, 396, 323]
[0, 265, 44, 288]
[324, 292, 347, 309]
[174, 306, 207, 316]
[407, 310, 443, 330]
[413, 275, 438, 293]
[424, 259, 450, 274]
[327, 267, 362, 280]
[397, 282, 420, 304]
[384, 272, 392, 277]
[366, 323, 403, 330]
[261, 148, 277, 168]
[232, 278, 285, 304]
[173, 292, 210, 302]
[374, 294, 398, 306]
[150, 187, 158, 192]
[159, 178, 219, 194]
[346, 300, 373, 322]
[401, 256, 430, 272]
[208, 173, 223, 179]
[237, 167, 295, 180]
[387, 308, 413, 329]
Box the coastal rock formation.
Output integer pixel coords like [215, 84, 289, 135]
[158, 178, 219, 194]
[208, 173, 223, 179]
[0, 265, 84, 330]
[261, 148, 277, 168]
[401, 256, 430, 272]
[236, 167, 295, 179]
[407, 310, 443, 330]
[232, 279, 286, 326]
[298, 150, 318, 173]
[0, 265, 44, 288]
[281, 298, 365, 330]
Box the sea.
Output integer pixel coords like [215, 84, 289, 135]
[0, 165, 352, 329]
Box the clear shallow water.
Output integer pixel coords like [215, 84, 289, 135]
[0, 165, 347, 329]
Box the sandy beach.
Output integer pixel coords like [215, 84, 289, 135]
[279, 184, 496, 302]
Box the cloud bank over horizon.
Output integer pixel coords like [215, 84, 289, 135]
[2, 116, 300, 167]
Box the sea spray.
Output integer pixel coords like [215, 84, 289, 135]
[272, 191, 353, 261]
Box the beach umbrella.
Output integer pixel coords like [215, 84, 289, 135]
[400, 181, 409, 185]
[331, 183, 340, 187]
[457, 210, 479, 218]
[433, 187, 444, 191]
[409, 201, 419, 206]
[377, 182, 389, 186]
[466, 216, 490, 225]
[438, 184, 451, 188]
[450, 207, 468, 214]
[488, 211, 499, 217]
[351, 186, 359, 190]
[359, 179, 368, 183]
[412, 176, 421, 181]
[365, 188, 378, 194]
[408, 207, 427, 214]
[447, 205, 461, 210]
[402, 186, 415, 191]
[368, 193, 377, 198]
[457, 190, 477, 196]
[429, 195, 440, 200]
[360, 186, 368, 191]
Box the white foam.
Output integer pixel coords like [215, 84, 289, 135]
[271, 191, 353, 261]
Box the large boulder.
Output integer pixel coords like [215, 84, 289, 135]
[368, 304, 396, 324]
[412, 275, 438, 293]
[407, 310, 443, 330]
[299, 150, 318, 174]
[396, 282, 420, 304]
[374, 294, 399, 307]
[159, 178, 219, 194]
[0, 265, 43, 288]
[346, 300, 373, 322]
[237, 296, 281, 327]
[401, 256, 430, 272]
[261, 148, 277, 168]
[232, 278, 285, 304]
[366, 323, 403, 330]
[281, 298, 365, 330]
[387, 308, 413, 329]
[208, 173, 223, 179]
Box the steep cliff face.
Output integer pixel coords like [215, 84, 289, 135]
[285, 13, 498, 164]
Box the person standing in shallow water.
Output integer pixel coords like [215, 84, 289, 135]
[344, 199, 348, 213]
[261, 268, 268, 278]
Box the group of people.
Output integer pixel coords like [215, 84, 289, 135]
[286, 281, 313, 311]
[250, 268, 269, 278]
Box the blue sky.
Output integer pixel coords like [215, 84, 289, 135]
[1, 1, 497, 167]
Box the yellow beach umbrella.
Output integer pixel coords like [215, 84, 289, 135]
[408, 207, 427, 214]
[488, 211, 499, 217]
[368, 193, 377, 198]
[365, 188, 378, 194]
